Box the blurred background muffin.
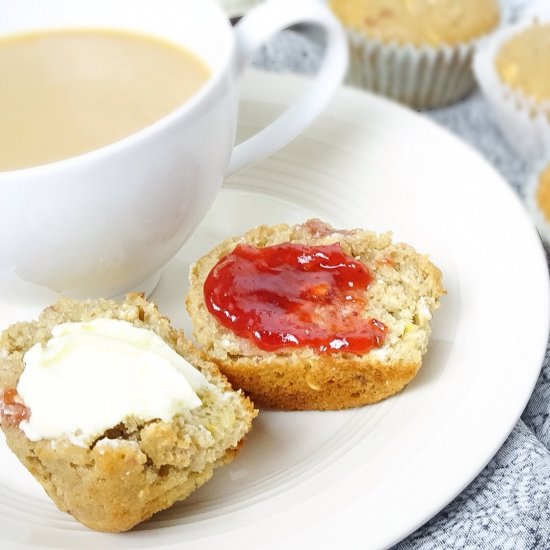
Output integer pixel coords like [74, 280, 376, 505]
[525, 159, 550, 246]
[330, 0, 501, 110]
[474, 15, 550, 163]
[496, 21, 550, 103]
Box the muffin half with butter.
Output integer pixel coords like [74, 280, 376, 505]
[0, 293, 256, 532]
[474, 14, 550, 163]
[330, 0, 501, 109]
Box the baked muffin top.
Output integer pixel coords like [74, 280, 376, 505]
[330, 0, 500, 47]
[495, 22, 550, 103]
[536, 163, 550, 222]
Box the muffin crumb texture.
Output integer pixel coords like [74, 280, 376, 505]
[187, 220, 445, 411]
[0, 294, 256, 532]
[496, 22, 550, 104]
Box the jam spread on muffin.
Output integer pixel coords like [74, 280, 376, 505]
[0, 389, 30, 427]
[203, 242, 386, 353]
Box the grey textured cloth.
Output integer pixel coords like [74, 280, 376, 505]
[251, 1, 550, 547]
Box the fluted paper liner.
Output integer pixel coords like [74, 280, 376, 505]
[473, 16, 550, 164]
[346, 30, 478, 110]
[343, 1, 510, 111]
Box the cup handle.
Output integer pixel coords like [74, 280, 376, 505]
[226, 0, 348, 176]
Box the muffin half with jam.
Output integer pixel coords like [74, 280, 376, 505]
[186, 220, 444, 410]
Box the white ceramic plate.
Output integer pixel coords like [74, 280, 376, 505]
[0, 71, 548, 550]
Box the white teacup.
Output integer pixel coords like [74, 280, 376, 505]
[0, 0, 347, 298]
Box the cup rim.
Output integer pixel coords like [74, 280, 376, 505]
[0, 9, 235, 180]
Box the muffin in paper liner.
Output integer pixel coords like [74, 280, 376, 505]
[525, 159, 550, 247]
[332, 1, 505, 110]
[473, 15, 550, 164]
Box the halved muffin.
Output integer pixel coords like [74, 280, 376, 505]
[186, 220, 444, 410]
[0, 293, 256, 532]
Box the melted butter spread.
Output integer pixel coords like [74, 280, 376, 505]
[17, 319, 209, 446]
[330, 0, 500, 46]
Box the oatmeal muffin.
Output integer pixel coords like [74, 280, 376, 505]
[330, 0, 501, 109]
[474, 15, 550, 163]
[0, 293, 257, 532]
[496, 22, 550, 104]
[186, 220, 444, 410]
[525, 160, 550, 246]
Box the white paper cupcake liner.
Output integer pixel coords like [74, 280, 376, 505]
[346, 31, 478, 110]
[524, 158, 550, 247]
[473, 15, 550, 164]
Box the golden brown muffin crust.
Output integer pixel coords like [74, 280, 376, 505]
[496, 22, 550, 102]
[536, 163, 550, 222]
[330, 0, 500, 46]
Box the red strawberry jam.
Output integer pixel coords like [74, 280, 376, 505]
[203, 242, 386, 353]
[0, 388, 30, 427]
